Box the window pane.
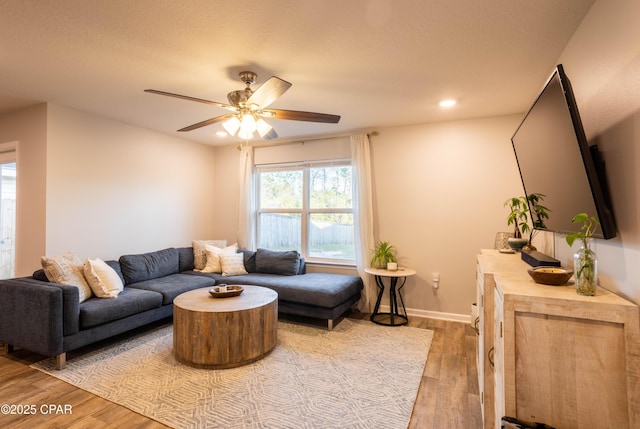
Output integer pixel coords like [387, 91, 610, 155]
[259, 170, 303, 209]
[258, 213, 301, 252]
[309, 213, 355, 260]
[309, 166, 352, 209]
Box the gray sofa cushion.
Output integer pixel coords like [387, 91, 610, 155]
[79, 287, 163, 329]
[119, 248, 180, 285]
[239, 249, 257, 273]
[219, 273, 363, 308]
[126, 273, 216, 305]
[177, 247, 195, 272]
[179, 270, 226, 283]
[238, 249, 305, 274]
[255, 248, 300, 276]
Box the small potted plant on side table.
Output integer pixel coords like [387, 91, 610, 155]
[370, 240, 398, 270]
[566, 213, 599, 296]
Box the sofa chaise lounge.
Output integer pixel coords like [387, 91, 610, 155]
[0, 246, 362, 369]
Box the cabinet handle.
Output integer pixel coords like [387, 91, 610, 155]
[488, 346, 495, 368]
[473, 316, 480, 335]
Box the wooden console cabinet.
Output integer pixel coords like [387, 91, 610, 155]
[477, 250, 640, 429]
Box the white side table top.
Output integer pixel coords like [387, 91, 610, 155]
[364, 267, 416, 278]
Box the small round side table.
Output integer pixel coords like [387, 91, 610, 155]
[364, 267, 416, 326]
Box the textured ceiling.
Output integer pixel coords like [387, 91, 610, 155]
[0, 0, 595, 145]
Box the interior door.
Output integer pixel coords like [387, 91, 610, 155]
[0, 160, 16, 279]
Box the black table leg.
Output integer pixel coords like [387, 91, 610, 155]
[370, 275, 408, 326]
[371, 275, 385, 316]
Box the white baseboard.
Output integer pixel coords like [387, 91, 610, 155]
[377, 305, 471, 324]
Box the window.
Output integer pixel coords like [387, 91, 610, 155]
[256, 161, 355, 263]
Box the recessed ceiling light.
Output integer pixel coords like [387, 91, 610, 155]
[216, 131, 228, 137]
[439, 99, 457, 108]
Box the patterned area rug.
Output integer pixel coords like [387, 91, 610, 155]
[32, 318, 433, 429]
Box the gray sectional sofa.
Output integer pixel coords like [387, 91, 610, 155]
[0, 247, 362, 369]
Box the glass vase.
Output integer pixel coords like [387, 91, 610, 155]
[574, 240, 597, 296]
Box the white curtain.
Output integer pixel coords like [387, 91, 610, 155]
[237, 145, 256, 250]
[351, 134, 376, 312]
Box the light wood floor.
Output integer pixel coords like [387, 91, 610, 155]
[0, 313, 481, 428]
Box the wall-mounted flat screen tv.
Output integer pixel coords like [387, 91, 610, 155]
[511, 64, 616, 239]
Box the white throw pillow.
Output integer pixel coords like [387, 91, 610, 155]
[201, 243, 238, 273]
[220, 253, 248, 277]
[84, 258, 124, 298]
[192, 239, 227, 270]
[41, 252, 93, 303]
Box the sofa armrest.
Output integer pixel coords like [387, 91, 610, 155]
[0, 279, 69, 357]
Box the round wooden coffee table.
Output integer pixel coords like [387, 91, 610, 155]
[173, 285, 278, 369]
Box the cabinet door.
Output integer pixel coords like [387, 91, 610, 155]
[475, 265, 484, 397]
[514, 312, 629, 428]
[477, 263, 496, 429]
[493, 290, 505, 429]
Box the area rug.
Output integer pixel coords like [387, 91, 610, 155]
[31, 318, 433, 429]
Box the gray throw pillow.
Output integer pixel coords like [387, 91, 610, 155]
[239, 249, 257, 273]
[255, 248, 300, 276]
[119, 248, 180, 284]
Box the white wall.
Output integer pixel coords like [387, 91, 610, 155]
[212, 115, 524, 317]
[553, 0, 640, 303]
[43, 105, 218, 261]
[0, 105, 47, 276]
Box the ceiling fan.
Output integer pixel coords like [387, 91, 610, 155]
[145, 71, 340, 140]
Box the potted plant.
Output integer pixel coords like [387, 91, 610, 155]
[503, 193, 549, 251]
[370, 240, 397, 269]
[566, 213, 599, 296]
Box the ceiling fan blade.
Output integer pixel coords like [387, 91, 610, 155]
[264, 109, 340, 124]
[145, 89, 235, 111]
[178, 113, 236, 132]
[262, 128, 279, 140]
[247, 76, 292, 108]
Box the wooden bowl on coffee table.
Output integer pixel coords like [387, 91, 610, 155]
[209, 285, 244, 298]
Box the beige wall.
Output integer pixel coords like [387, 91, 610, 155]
[0, 105, 47, 276]
[368, 116, 524, 317]
[553, 0, 640, 303]
[212, 144, 242, 245]
[44, 105, 218, 261]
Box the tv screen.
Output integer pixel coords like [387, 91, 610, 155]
[511, 64, 616, 239]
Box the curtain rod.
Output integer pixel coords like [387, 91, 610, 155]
[236, 130, 378, 150]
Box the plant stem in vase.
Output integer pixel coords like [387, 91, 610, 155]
[566, 213, 600, 296]
[574, 239, 598, 296]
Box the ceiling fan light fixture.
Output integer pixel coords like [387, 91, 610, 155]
[238, 128, 254, 140]
[241, 113, 257, 133]
[256, 118, 273, 137]
[222, 116, 241, 135]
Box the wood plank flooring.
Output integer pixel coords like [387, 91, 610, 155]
[0, 314, 481, 428]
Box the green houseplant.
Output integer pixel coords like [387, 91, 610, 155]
[504, 193, 549, 250]
[370, 241, 397, 269]
[566, 212, 599, 296]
